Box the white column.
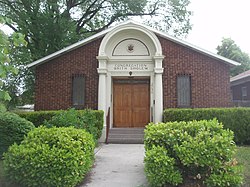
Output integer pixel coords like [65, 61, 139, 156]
[96, 56, 108, 143]
[98, 71, 107, 112]
[154, 55, 164, 123]
[96, 56, 108, 110]
[96, 56, 108, 123]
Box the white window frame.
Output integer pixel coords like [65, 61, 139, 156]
[242, 86, 247, 99]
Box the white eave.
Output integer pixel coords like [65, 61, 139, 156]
[230, 70, 250, 86]
[27, 20, 240, 68]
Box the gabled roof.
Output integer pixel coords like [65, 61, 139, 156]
[230, 69, 250, 83]
[27, 20, 240, 68]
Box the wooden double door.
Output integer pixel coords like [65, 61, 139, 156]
[113, 79, 150, 128]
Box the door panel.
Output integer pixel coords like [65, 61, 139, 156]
[113, 84, 132, 127]
[132, 84, 150, 127]
[113, 79, 150, 128]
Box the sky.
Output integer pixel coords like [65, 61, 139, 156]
[185, 0, 250, 55]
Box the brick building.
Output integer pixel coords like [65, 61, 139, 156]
[231, 70, 250, 107]
[28, 21, 239, 130]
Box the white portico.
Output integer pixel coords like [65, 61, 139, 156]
[97, 21, 164, 128]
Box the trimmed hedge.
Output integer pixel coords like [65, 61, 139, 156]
[3, 126, 95, 187]
[16, 110, 59, 127]
[16, 109, 104, 140]
[144, 119, 243, 186]
[164, 108, 250, 145]
[144, 146, 182, 186]
[0, 112, 35, 158]
[44, 109, 103, 141]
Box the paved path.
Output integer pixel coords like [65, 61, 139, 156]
[81, 144, 149, 187]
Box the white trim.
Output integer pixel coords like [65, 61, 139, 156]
[27, 27, 112, 68]
[98, 22, 162, 56]
[231, 74, 250, 82]
[27, 20, 240, 68]
[231, 76, 250, 86]
[145, 25, 240, 66]
[97, 22, 164, 127]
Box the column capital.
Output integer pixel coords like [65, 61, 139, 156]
[154, 67, 164, 74]
[97, 68, 107, 74]
[154, 55, 164, 69]
[153, 55, 165, 61]
[96, 55, 109, 60]
[97, 55, 108, 69]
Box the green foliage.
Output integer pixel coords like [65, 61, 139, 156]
[16, 110, 60, 127]
[0, 112, 35, 158]
[0, 0, 192, 104]
[144, 146, 182, 186]
[217, 38, 250, 76]
[0, 16, 27, 110]
[44, 108, 103, 141]
[3, 126, 95, 187]
[144, 119, 243, 186]
[163, 108, 250, 145]
[236, 146, 250, 185]
[205, 164, 243, 187]
[1, 1, 192, 54]
[3, 43, 33, 109]
[16, 109, 104, 141]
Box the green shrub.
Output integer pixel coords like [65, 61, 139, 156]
[164, 108, 250, 145]
[44, 108, 103, 141]
[16, 109, 104, 141]
[0, 112, 35, 158]
[16, 110, 61, 127]
[205, 164, 244, 187]
[144, 146, 182, 186]
[3, 126, 95, 187]
[144, 119, 243, 186]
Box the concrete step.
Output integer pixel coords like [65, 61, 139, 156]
[108, 134, 144, 139]
[108, 137, 144, 144]
[109, 128, 144, 134]
[107, 128, 145, 144]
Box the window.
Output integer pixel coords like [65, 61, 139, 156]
[177, 75, 191, 107]
[242, 86, 247, 100]
[72, 74, 85, 108]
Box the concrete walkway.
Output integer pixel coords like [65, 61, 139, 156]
[81, 144, 149, 187]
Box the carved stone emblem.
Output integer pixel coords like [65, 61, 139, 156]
[127, 44, 134, 53]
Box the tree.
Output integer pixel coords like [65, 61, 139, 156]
[217, 38, 250, 77]
[0, 0, 192, 60]
[0, 16, 27, 111]
[0, 0, 192, 105]
[2, 44, 33, 109]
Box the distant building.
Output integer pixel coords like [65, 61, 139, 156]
[231, 70, 250, 107]
[16, 104, 34, 111]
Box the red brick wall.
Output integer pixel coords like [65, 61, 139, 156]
[34, 35, 232, 111]
[159, 36, 231, 108]
[34, 38, 102, 110]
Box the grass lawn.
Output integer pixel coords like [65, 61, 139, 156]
[236, 146, 250, 186]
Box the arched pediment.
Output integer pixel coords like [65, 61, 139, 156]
[112, 38, 150, 56]
[98, 22, 162, 58]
